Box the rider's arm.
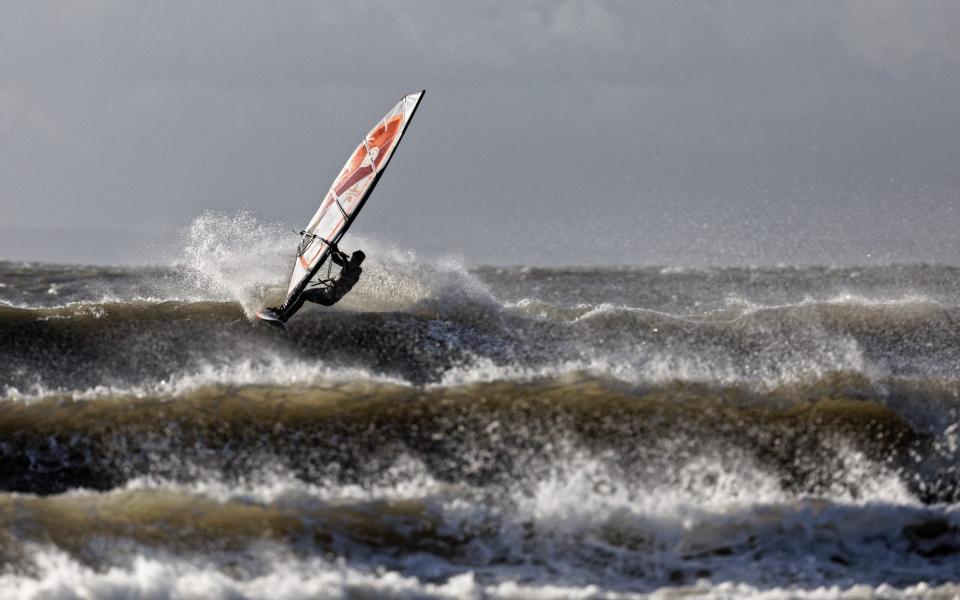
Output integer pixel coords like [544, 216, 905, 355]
[327, 240, 345, 264]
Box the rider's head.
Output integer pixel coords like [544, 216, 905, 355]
[350, 250, 366, 266]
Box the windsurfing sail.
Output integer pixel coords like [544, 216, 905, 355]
[282, 90, 425, 306]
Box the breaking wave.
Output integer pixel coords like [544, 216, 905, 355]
[2, 295, 960, 397]
[3, 213, 960, 597]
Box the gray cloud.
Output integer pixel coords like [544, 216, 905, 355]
[2, 1, 959, 265]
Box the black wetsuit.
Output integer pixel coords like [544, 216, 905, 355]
[277, 250, 362, 321]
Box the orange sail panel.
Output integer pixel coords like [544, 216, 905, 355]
[284, 91, 425, 302]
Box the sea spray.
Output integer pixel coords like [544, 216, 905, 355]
[3, 254, 960, 597]
[177, 211, 293, 315]
[173, 210, 495, 318]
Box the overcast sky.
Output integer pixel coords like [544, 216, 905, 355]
[2, 1, 959, 266]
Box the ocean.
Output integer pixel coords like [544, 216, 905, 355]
[1, 215, 959, 599]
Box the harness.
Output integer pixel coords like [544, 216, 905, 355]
[311, 258, 339, 289]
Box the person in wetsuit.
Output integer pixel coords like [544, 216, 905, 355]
[260, 246, 365, 324]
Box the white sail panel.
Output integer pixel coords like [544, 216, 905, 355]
[284, 90, 425, 301]
[330, 141, 376, 217]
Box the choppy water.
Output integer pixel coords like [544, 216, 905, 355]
[1, 213, 959, 599]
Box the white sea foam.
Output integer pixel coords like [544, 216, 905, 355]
[433, 335, 873, 390]
[0, 548, 483, 600]
[6, 448, 954, 599]
[121, 454, 443, 507]
[5, 550, 959, 600]
[105, 433, 925, 539]
[719, 292, 944, 319]
[1, 354, 406, 403]
[78, 422, 918, 521]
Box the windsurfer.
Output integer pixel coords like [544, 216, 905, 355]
[258, 246, 365, 326]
